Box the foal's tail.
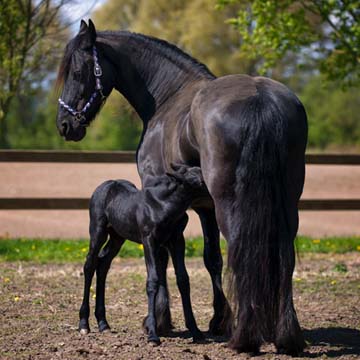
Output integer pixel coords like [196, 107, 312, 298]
[227, 90, 301, 351]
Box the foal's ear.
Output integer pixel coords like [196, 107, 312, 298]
[78, 19, 96, 49]
[165, 172, 184, 183]
[170, 162, 188, 175]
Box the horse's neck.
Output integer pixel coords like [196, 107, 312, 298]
[99, 32, 214, 123]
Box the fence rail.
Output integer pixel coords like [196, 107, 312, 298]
[1, 150, 360, 165]
[0, 198, 359, 211]
[1, 150, 359, 211]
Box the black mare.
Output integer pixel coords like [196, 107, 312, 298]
[81, 166, 206, 344]
[56, 20, 308, 355]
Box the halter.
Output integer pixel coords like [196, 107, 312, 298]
[58, 46, 106, 125]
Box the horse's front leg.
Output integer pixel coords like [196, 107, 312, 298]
[142, 235, 161, 345]
[169, 232, 204, 342]
[142, 246, 173, 335]
[195, 208, 232, 335]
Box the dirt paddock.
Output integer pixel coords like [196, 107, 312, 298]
[1, 254, 359, 359]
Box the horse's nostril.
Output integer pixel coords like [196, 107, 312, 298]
[61, 121, 69, 136]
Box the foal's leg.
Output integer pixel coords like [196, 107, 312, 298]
[168, 233, 204, 342]
[195, 208, 232, 335]
[95, 228, 125, 332]
[79, 220, 108, 334]
[142, 235, 161, 345]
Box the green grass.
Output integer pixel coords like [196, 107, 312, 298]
[295, 236, 360, 253]
[0, 236, 359, 263]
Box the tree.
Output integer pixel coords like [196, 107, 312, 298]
[89, 0, 260, 151]
[0, 0, 69, 147]
[299, 76, 360, 149]
[217, 0, 360, 86]
[92, 0, 257, 76]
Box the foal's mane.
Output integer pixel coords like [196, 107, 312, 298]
[56, 30, 215, 92]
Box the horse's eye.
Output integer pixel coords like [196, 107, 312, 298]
[73, 70, 82, 81]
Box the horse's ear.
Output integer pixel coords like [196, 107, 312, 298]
[88, 19, 96, 42]
[78, 19, 96, 49]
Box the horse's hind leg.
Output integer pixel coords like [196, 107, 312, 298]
[274, 159, 306, 355]
[79, 220, 108, 334]
[95, 227, 125, 332]
[169, 233, 204, 342]
[274, 209, 305, 355]
[195, 208, 232, 336]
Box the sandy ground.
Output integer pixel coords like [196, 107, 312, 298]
[0, 254, 359, 359]
[0, 163, 360, 239]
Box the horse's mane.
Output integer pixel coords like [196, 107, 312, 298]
[56, 30, 215, 92]
[55, 36, 83, 92]
[98, 31, 215, 80]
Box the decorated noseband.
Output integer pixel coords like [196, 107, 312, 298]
[58, 46, 106, 125]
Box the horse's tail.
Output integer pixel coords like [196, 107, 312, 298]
[227, 89, 302, 352]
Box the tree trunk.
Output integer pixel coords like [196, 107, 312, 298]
[0, 102, 11, 148]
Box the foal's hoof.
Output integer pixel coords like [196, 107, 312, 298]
[79, 327, 90, 335]
[79, 319, 90, 335]
[148, 336, 161, 346]
[98, 319, 111, 333]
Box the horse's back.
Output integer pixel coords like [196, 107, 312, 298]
[192, 74, 305, 127]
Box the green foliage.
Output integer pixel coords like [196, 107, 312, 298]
[93, 0, 254, 76]
[0, 0, 67, 147]
[218, 0, 360, 86]
[6, 90, 141, 150]
[2, 0, 360, 151]
[1, 236, 359, 263]
[299, 76, 360, 149]
[333, 262, 348, 273]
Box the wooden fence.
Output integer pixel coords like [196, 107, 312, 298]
[0, 150, 359, 211]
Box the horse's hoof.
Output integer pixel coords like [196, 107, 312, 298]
[192, 330, 205, 343]
[209, 319, 225, 336]
[275, 337, 306, 356]
[98, 320, 111, 333]
[228, 340, 260, 355]
[209, 315, 232, 336]
[79, 328, 90, 335]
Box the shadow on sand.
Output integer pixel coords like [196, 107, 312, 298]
[167, 327, 360, 357]
[302, 327, 360, 358]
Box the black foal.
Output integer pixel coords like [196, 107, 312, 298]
[79, 165, 205, 344]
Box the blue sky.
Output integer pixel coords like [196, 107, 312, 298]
[60, 0, 106, 35]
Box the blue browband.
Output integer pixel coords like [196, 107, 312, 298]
[58, 46, 106, 124]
